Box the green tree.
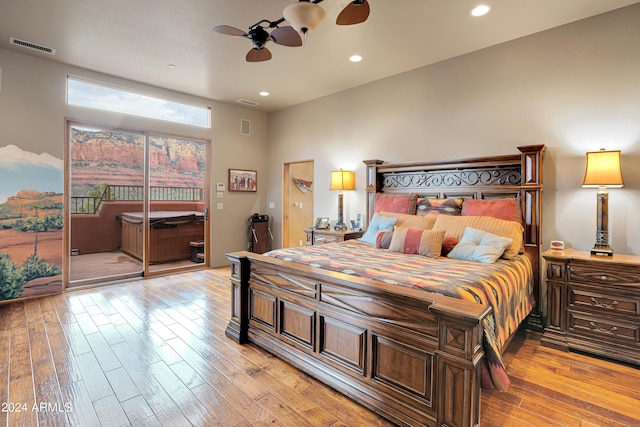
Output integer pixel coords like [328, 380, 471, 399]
[0, 253, 25, 300]
[88, 182, 110, 198]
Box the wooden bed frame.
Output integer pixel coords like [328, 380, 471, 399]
[225, 145, 545, 427]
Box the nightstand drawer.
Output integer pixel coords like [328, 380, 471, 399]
[569, 285, 640, 316]
[314, 235, 340, 244]
[547, 261, 566, 280]
[568, 310, 640, 344]
[568, 264, 640, 286]
[304, 228, 363, 246]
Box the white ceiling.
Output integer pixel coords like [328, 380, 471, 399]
[1, 0, 637, 112]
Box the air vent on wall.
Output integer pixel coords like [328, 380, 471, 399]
[236, 98, 259, 107]
[241, 119, 251, 136]
[9, 37, 56, 55]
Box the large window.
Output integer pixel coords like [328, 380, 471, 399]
[67, 77, 210, 128]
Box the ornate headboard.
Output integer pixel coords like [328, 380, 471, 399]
[363, 145, 546, 329]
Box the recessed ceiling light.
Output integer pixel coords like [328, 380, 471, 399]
[471, 5, 490, 17]
[259, 91, 270, 97]
[349, 55, 362, 63]
[168, 64, 176, 69]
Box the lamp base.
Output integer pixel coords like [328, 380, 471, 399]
[591, 244, 613, 257]
[334, 222, 347, 231]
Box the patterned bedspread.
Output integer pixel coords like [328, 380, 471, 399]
[266, 240, 534, 391]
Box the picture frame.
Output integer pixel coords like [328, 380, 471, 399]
[315, 217, 330, 229]
[229, 169, 257, 192]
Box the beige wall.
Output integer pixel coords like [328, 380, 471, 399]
[0, 47, 269, 268]
[266, 4, 640, 256]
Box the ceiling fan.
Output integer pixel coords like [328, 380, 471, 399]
[214, 22, 302, 62]
[213, 0, 371, 62]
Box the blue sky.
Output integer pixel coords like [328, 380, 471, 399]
[67, 78, 210, 128]
[0, 145, 63, 204]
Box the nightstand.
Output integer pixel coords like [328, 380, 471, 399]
[303, 228, 363, 246]
[542, 249, 640, 366]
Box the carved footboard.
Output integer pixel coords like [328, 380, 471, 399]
[225, 251, 490, 427]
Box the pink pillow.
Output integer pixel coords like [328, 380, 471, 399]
[462, 198, 522, 224]
[375, 193, 418, 215]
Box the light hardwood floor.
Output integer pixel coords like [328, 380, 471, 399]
[1, 268, 638, 426]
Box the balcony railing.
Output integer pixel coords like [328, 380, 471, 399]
[70, 184, 204, 214]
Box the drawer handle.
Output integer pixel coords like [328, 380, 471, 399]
[599, 275, 608, 281]
[589, 321, 618, 334]
[590, 297, 618, 309]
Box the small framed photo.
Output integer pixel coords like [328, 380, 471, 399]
[315, 217, 330, 229]
[229, 169, 257, 192]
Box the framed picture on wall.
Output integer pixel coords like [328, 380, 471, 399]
[229, 169, 257, 192]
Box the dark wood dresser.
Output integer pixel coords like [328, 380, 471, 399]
[542, 249, 640, 366]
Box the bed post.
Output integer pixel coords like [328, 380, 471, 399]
[363, 159, 384, 226]
[518, 145, 546, 331]
[433, 306, 486, 427]
[225, 252, 251, 344]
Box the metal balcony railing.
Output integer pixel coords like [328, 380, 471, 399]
[70, 184, 204, 214]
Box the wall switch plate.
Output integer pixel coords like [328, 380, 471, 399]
[216, 203, 223, 210]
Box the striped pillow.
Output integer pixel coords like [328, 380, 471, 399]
[388, 228, 445, 258]
[432, 215, 523, 260]
[378, 211, 437, 230]
[375, 231, 394, 249]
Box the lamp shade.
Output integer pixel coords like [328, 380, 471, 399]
[330, 169, 355, 191]
[283, 1, 326, 34]
[582, 149, 624, 188]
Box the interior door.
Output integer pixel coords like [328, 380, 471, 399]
[283, 161, 314, 248]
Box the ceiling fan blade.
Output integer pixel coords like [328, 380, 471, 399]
[270, 26, 302, 47]
[336, 0, 370, 25]
[214, 25, 247, 37]
[246, 48, 272, 62]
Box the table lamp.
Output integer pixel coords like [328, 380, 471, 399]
[330, 169, 355, 230]
[582, 148, 624, 256]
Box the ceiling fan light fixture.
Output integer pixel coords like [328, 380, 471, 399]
[283, 1, 326, 34]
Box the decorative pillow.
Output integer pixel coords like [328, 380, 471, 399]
[375, 231, 394, 249]
[378, 211, 437, 230]
[361, 213, 398, 245]
[416, 198, 463, 216]
[432, 215, 524, 260]
[462, 198, 522, 224]
[388, 228, 445, 258]
[447, 227, 512, 264]
[442, 236, 459, 256]
[375, 193, 418, 215]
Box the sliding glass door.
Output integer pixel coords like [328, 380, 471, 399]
[67, 122, 209, 287]
[147, 134, 208, 275]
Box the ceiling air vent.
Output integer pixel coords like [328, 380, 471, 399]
[236, 98, 259, 107]
[9, 37, 56, 55]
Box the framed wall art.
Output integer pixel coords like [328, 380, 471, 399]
[315, 217, 330, 229]
[229, 169, 257, 192]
